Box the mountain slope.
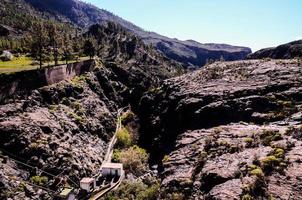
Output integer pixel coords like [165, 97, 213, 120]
[138, 59, 302, 199]
[1, 0, 252, 68]
[0, 21, 181, 199]
[248, 40, 302, 59]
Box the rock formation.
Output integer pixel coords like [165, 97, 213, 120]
[139, 59, 302, 199]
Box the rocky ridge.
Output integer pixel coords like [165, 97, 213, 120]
[248, 40, 302, 59]
[138, 59, 302, 199]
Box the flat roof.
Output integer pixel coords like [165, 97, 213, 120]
[60, 188, 73, 197]
[101, 163, 123, 169]
[80, 177, 95, 183]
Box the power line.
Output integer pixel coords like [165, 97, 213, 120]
[0, 147, 79, 187]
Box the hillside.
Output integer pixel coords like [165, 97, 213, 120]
[248, 40, 302, 59]
[0, 0, 251, 68]
[138, 59, 302, 199]
[0, 21, 182, 199]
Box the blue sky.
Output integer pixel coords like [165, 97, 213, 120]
[85, 0, 302, 52]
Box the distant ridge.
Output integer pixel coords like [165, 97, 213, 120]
[247, 40, 302, 59]
[1, 0, 252, 67]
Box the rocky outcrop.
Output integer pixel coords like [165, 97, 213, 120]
[0, 66, 118, 199]
[248, 40, 302, 59]
[138, 59, 302, 199]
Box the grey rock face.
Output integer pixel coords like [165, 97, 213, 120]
[139, 59, 302, 199]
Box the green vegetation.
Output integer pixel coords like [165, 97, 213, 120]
[260, 130, 282, 146]
[30, 176, 48, 186]
[162, 155, 170, 163]
[241, 194, 253, 200]
[0, 55, 90, 74]
[261, 148, 287, 174]
[112, 145, 149, 176]
[68, 112, 85, 124]
[244, 137, 254, 147]
[261, 156, 279, 173]
[102, 180, 159, 200]
[250, 168, 264, 178]
[120, 111, 135, 124]
[116, 127, 132, 148]
[48, 105, 58, 114]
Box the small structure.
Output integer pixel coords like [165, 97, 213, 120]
[100, 163, 123, 177]
[0, 50, 13, 61]
[80, 177, 96, 192]
[59, 188, 75, 200]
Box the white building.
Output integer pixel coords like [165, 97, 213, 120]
[59, 188, 75, 200]
[101, 163, 123, 177]
[0, 50, 13, 61]
[80, 177, 96, 192]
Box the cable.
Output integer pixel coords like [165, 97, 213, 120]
[0, 147, 79, 187]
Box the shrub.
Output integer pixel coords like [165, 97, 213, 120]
[273, 148, 285, 159]
[120, 111, 135, 124]
[68, 112, 85, 124]
[103, 180, 159, 200]
[250, 168, 264, 178]
[71, 101, 82, 110]
[244, 137, 254, 147]
[171, 192, 185, 200]
[162, 155, 169, 163]
[113, 145, 149, 176]
[241, 194, 253, 200]
[261, 156, 280, 173]
[30, 176, 48, 186]
[260, 130, 282, 146]
[112, 149, 121, 163]
[137, 182, 160, 200]
[48, 105, 57, 114]
[116, 127, 132, 148]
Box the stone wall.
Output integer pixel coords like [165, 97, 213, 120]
[0, 60, 96, 103]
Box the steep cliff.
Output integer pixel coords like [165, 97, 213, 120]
[139, 59, 302, 199]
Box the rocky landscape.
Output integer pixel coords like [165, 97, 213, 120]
[139, 59, 302, 199]
[1, 0, 302, 200]
[0, 21, 181, 199]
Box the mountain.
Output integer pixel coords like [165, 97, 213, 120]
[1, 0, 252, 68]
[138, 59, 302, 199]
[248, 40, 302, 59]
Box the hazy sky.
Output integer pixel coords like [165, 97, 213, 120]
[85, 0, 302, 52]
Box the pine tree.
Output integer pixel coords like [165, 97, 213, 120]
[83, 38, 96, 59]
[47, 23, 60, 66]
[62, 31, 72, 64]
[31, 22, 48, 68]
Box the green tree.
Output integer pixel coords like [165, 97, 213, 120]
[31, 22, 48, 68]
[83, 38, 96, 59]
[62, 31, 73, 64]
[113, 145, 149, 176]
[47, 23, 61, 66]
